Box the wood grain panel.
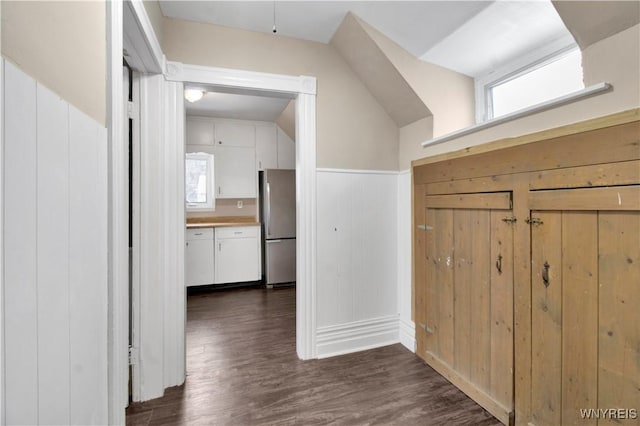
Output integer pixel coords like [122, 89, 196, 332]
[413, 183, 426, 329]
[490, 211, 514, 409]
[470, 210, 491, 390]
[562, 212, 598, 425]
[435, 209, 455, 366]
[453, 209, 473, 377]
[36, 83, 71, 424]
[415, 120, 640, 184]
[530, 185, 640, 211]
[598, 212, 640, 425]
[426, 192, 512, 210]
[530, 160, 640, 190]
[530, 211, 563, 426]
[422, 207, 437, 355]
[3, 59, 39, 425]
[426, 174, 513, 195]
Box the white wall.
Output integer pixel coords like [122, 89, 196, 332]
[3, 59, 108, 424]
[396, 171, 414, 352]
[316, 169, 399, 357]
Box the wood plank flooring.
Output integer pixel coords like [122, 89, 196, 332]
[126, 287, 501, 425]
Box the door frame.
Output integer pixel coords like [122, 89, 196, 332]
[164, 62, 318, 360]
[108, 1, 318, 419]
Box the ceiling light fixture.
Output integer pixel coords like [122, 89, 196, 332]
[272, 1, 277, 34]
[184, 89, 205, 103]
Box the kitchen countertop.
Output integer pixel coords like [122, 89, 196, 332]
[186, 216, 261, 229]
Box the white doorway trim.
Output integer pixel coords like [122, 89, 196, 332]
[164, 62, 318, 360]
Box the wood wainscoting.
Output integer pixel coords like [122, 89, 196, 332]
[412, 108, 640, 426]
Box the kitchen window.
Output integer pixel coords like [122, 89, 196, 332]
[185, 152, 215, 210]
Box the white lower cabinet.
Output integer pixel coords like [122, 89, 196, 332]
[185, 228, 215, 287]
[215, 226, 261, 284]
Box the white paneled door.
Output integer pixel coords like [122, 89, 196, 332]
[3, 60, 108, 425]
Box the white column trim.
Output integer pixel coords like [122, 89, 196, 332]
[107, 1, 128, 424]
[296, 93, 317, 360]
[0, 57, 6, 426]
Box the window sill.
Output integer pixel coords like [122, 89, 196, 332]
[422, 82, 612, 148]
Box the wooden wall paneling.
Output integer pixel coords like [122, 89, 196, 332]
[510, 179, 531, 425]
[435, 209, 455, 366]
[421, 207, 436, 356]
[453, 209, 473, 378]
[489, 210, 514, 409]
[597, 211, 640, 424]
[425, 192, 511, 210]
[413, 183, 426, 353]
[3, 60, 39, 425]
[530, 185, 640, 211]
[530, 160, 640, 190]
[425, 174, 513, 195]
[36, 83, 71, 424]
[415, 120, 640, 184]
[412, 109, 640, 171]
[69, 107, 108, 423]
[561, 212, 599, 425]
[530, 211, 563, 426]
[470, 210, 491, 390]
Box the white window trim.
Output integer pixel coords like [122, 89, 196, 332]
[185, 152, 215, 211]
[474, 35, 578, 123]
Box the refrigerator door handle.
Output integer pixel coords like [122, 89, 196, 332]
[266, 181, 271, 237]
[267, 239, 282, 243]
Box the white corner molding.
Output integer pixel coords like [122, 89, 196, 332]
[164, 62, 317, 96]
[0, 58, 5, 426]
[316, 316, 400, 359]
[124, 0, 165, 74]
[399, 319, 416, 353]
[316, 168, 400, 175]
[423, 82, 612, 148]
[107, 1, 128, 424]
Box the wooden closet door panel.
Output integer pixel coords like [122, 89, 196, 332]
[435, 208, 455, 366]
[561, 212, 599, 425]
[490, 211, 514, 408]
[423, 207, 438, 356]
[470, 210, 492, 390]
[454, 209, 473, 377]
[531, 211, 563, 426]
[598, 211, 640, 424]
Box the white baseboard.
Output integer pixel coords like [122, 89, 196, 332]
[399, 318, 416, 353]
[316, 315, 399, 359]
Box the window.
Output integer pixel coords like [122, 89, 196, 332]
[479, 47, 584, 121]
[185, 152, 215, 210]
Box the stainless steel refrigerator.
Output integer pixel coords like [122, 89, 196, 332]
[259, 169, 296, 286]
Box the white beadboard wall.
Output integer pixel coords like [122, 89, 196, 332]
[316, 169, 399, 357]
[397, 170, 415, 352]
[3, 60, 108, 424]
[136, 73, 186, 402]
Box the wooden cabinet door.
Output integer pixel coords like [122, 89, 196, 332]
[215, 227, 261, 284]
[417, 192, 515, 424]
[186, 118, 214, 146]
[255, 125, 278, 171]
[214, 121, 255, 147]
[529, 186, 640, 426]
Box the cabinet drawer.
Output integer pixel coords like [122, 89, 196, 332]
[215, 226, 259, 239]
[186, 228, 214, 240]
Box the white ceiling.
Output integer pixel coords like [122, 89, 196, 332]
[185, 90, 290, 121]
[159, 0, 575, 78]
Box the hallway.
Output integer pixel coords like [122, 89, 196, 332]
[126, 287, 500, 425]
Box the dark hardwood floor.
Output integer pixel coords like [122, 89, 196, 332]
[126, 287, 501, 425]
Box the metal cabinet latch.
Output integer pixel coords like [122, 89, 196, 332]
[502, 216, 517, 224]
[526, 217, 544, 226]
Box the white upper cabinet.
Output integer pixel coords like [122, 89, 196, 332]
[186, 118, 214, 146]
[214, 146, 257, 198]
[277, 127, 295, 169]
[214, 122, 255, 147]
[255, 125, 278, 171]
